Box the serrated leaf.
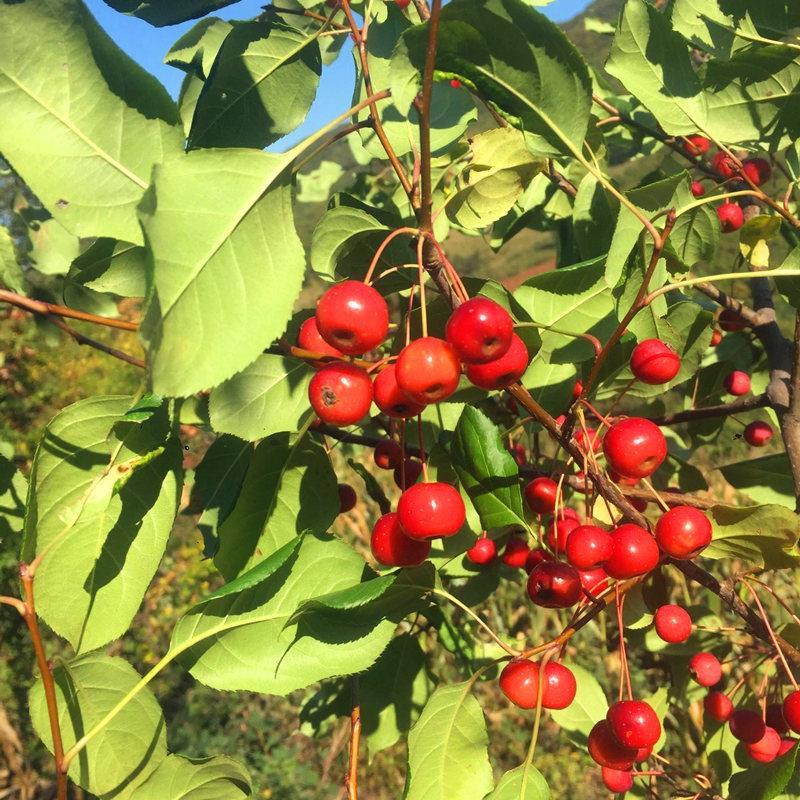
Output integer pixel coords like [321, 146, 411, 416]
[0, 447, 26, 540]
[128, 754, 251, 800]
[0, 226, 24, 293]
[102, 0, 238, 26]
[550, 662, 608, 739]
[67, 238, 147, 298]
[30, 653, 166, 796]
[572, 174, 617, 260]
[0, 0, 182, 243]
[486, 764, 551, 799]
[450, 407, 527, 531]
[403, 682, 493, 800]
[165, 17, 233, 79]
[213, 432, 338, 579]
[720, 454, 797, 507]
[172, 534, 399, 695]
[21, 396, 182, 652]
[729, 742, 800, 800]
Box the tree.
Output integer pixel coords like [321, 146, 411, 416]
[1, 0, 800, 797]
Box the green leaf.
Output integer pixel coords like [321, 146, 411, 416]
[138, 147, 305, 397]
[550, 663, 608, 739]
[775, 247, 800, 308]
[209, 355, 312, 441]
[0, 0, 182, 243]
[173, 534, 399, 694]
[704, 503, 800, 568]
[0, 226, 24, 293]
[128, 754, 251, 800]
[403, 682, 493, 800]
[0, 446, 26, 540]
[721, 454, 797, 507]
[24, 214, 80, 277]
[165, 17, 233, 79]
[391, 0, 592, 158]
[67, 239, 147, 298]
[670, 202, 720, 268]
[572, 174, 617, 260]
[729, 743, 800, 800]
[739, 215, 782, 268]
[297, 161, 345, 204]
[21, 396, 182, 652]
[450, 407, 527, 531]
[30, 653, 166, 796]
[188, 14, 321, 149]
[447, 128, 545, 230]
[486, 765, 551, 800]
[213, 432, 338, 579]
[102, 0, 238, 26]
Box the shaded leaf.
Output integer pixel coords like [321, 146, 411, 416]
[128, 754, 251, 800]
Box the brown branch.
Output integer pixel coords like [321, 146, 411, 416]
[417, 0, 442, 230]
[345, 676, 361, 800]
[780, 311, 800, 511]
[20, 565, 67, 800]
[693, 281, 761, 327]
[48, 316, 144, 369]
[411, 0, 430, 21]
[649, 394, 770, 426]
[0, 595, 25, 615]
[268, 5, 349, 30]
[546, 160, 578, 199]
[0, 289, 138, 331]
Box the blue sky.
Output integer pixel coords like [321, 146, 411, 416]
[85, 0, 593, 147]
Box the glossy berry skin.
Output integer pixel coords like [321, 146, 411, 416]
[719, 309, 746, 332]
[338, 484, 357, 513]
[705, 691, 734, 723]
[395, 0, 411, 7]
[588, 720, 639, 770]
[630, 338, 681, 385]
[654, 605, 693, 644]
[766, 704, 789, 736]
[783, 691, 800, 734]
[373, 364, 425, 419]
[397, 482, 466, 540]
[730, 710, 767, 744]
[374, 439, 402, 470]
[370, 513, 430, 567]
[579, 566, 610, 595]
[445, 296, 514, 364]
[524, 547, 554, 573]
[524, 477, 558, 514]
[565, 525, 613, 569]
[396, 337, 461, 405]
[744, 420, 773, 447]
[605, 524, 660, 580]
[309, 363, 373, 426]
[394, 458, 422, 490]
[499, 659, 576, 710]
[607, 700, 661, 749]
[298, 317, 344, 363]
[717, 202, 744, 233]
[710, 329, 723, 346]
[683, 134, 710, 156]
[691, 180, 706, 198]
[545, 516, 579, 553]
[655, 506, 712, 560]
[450, 78, 461, 89]
[466, 537, 497, 565]
[711, 151, 738, 179]
[742, 157, 771, 186]
[779, 738, 798, 757]
[601, 767, 633, 794]
[689, 652, 722, 687]
[725, 370, 751, 396]
[315, 280, 388, 355]
[747, 727, 781, 763]
[502, 536, 531, 568]
[574, 426, 602, 454]
[603, 417, 667, 480]
[465, 334, 529, 390]
[527, 562, 583, 608]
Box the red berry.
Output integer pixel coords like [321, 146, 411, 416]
[724, 370, 751, 396]
[397, 482, 466, 540]
[445, 296, 513, 364]
[450, 78, 461, 89]
[783, 691, 800, 733]
[566, 525, 613, 569]
[630, 338, 681, 385]
[730, 709, 767, 744]
[766, 703, 789, 736]
[527, 561, 583, 608]
[499, 659, 577, 710]
[298, 317, 344, 363]
[601, 767, 633, 793]
[747, 727, 781, 763]
[704, 691, 734, 723]
[507, 442, 526, 466]
[719, 309, 746, 332]
[717, 202, 744, 233]
[575, 426, 602, 454]
[560, 507, 580, 521]
[374, 438, 402, 470]
[465, 333, 529, 390]
[780, 738, 798, 757]
[370, 512, 430, 567]
[607, 700, 661, 749]
[502, 535, 530, 568]
[316, 280, 388, 355]
[466, 536, 497, 565]
[588, 720, 639, 770]
[309, 363, 373, 425]
[579, 566, 610, 594]
[396, 337, 461, 405]
[689, 652, 722, 687]
[524, 477, 558, 514]
[393, 458, 422, 490]
[629, 496, 648, 513]
[710, 329, 723, 346]
[654, 605, 692, 644]
[395, 0, 411, 8]
[545, 516, 579, 554]
[374, 364, 425, 419]
[524, 547, 554, 573]
[338, 483, 357, 513]
[744, 420, 773, 447]
[691, 180, 706, 198]
[683, 135, 710, 156]
[605, 524, 660, 579]
[655, 506, 712, 560]
[711, 151, 738, 179]
[603, 418, 667, 480]
[742, 157, 771, 186]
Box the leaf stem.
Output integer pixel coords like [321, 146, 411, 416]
[0, 289, 138, 331]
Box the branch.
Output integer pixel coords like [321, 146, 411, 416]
[417, 0, 442, 230]
[692, 281, 762, 327]
[0, 289, 137, 331]
[48, 316, 144, 369]
[546, 160, 578, 199]
[345, 677, 361, 800]
[779, 311, 800, 511]
[649, 394, 770, 426]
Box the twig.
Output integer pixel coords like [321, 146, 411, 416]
[780, 311, 800, 511]
[0, 289, 137, 331]
[417, 0, 442, 229]
[47, 316, 144, 369]
[345, 677, 360, 800]
[649, 394, 770, 426]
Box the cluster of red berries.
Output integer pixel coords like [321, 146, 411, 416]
[682, 134, 772, 233]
